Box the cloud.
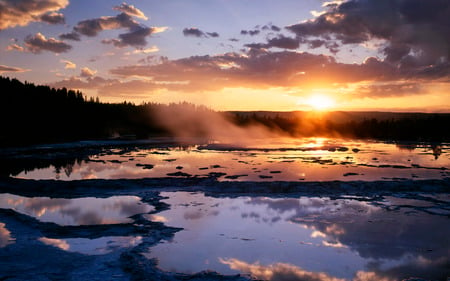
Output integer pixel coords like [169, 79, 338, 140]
[80, 67, 96, 77]
[49, 76, 118, 90]
[261, 24, 281, 32]
[241, 29, 260, 36]
[220, 258, 345, 281]
[59, 32, 81, 41]
[286, 0, 450, 68]
[60, 59, 76, 69]
[40, 12, 65, 24]
[107, 46, 449, 102]
[6, 44, 24, 52]
[68, 7, 166, 48]
[125, 46, 159, 55]
[183, 27, 220, 38]
[74, 12, 138, 37]
[353, 82, 426, 98]
[245, 35, 300, 50]
[113, 2, 148, 20]
[24, 32, 72, 54]
[98, 79, 161, 98]
[206, 32, 219, 38]
[183, 27, 205, 37]
[0, 0, 68, 30]
[102, 26, 164, 48]
[109, 50, 402, 91]
[0, 64, 29, 73]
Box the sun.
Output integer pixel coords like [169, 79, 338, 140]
[306, 95, 335, 111]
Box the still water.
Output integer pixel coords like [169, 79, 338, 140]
[146, 192, 450, 281]
[12, 138, 450, 181]
[0, 191, 448, 280]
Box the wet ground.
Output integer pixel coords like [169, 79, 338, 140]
[0, 138, 449, 280]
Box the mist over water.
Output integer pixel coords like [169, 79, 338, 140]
[152, 105, 281, 145]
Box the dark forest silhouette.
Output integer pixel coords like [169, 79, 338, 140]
[1, 76, 449, 146]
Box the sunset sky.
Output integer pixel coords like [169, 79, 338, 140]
[0, 0, 449, 112]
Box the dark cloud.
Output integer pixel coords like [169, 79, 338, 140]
[266, 35, 300, 49]
[241, 29, 260, 36]
[307, 39, 326, 49]
[286, 0, 450, 67]
[242, 23, 281, 36]
[0, 0, 68, 30]
[103, 26, 160, 47]
[183, 28, 219, 38]
[270, 25, 281, 32]
[183, 27, 206, 38]
[245, 35, 299, 50]
[354, 82, 425, 98]
[110, 50, 403, 92]
[0, 64, 29, 73]
[59, 32, 81, 41]
[74, 12, 137, 37]
[67, 8, 165, 48]
[261, 24, 281, 32]
[108, 43, 448, 98]
[206, 32, 219, 38]
[24, 32, 72, 54]
[40, 12, 65, 24]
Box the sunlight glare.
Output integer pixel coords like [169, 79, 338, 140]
[307, 95, 335, 110]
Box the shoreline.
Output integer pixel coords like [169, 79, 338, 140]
[1, 177, 449, 198]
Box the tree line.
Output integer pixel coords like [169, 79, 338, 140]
[1, 76, 448, 146]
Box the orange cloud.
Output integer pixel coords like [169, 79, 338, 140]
[0, 64, 29, 73]
[113, 2, 148, 20]
[0, 0, 68, 30]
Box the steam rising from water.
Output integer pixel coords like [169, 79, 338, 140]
[152, 105, 282, 144]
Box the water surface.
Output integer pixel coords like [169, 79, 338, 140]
[11, 138, 449, 181]
[146, 192, 450, 281]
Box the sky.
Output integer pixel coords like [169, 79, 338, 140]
[0, 0, 449, 112]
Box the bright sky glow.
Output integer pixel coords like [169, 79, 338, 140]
[306, 95, 335, 111]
